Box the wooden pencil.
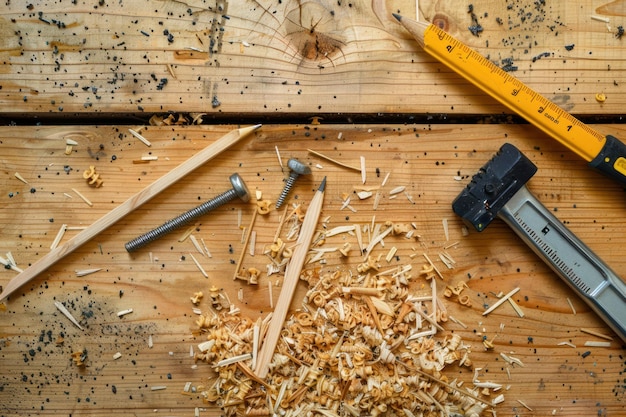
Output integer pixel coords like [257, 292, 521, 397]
[254, 177, 326, 379]
[0, 125, 261, 301]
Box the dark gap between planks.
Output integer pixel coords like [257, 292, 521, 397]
[0, 113, 625, 126]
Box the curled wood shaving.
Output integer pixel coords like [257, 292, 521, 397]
[193, 265, 499, 415]
[83, 166, 103, 187]
[190, 218, 507, 416]
[71, 349, 87, 367]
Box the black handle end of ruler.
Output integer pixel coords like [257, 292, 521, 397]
[589, 135, 626, 187]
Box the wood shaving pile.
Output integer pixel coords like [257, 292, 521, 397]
[192, 254, 502, 416]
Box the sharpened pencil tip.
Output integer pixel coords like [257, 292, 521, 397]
[238, 124, 262, 137]
[318, 177, 327, 192]
[392, 13, 402, 22]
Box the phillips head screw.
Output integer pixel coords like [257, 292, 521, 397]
[275, 158, 311, 209]
[125, 173, 250, 252]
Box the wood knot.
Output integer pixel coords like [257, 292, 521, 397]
[432, 13, 451, 32]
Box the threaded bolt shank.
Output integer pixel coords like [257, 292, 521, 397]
[125, 173, 249, 252]
[276, 158, 311, 209]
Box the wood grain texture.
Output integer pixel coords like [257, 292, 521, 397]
[0, 124, 259, 301]
[0, 0, 624, 116]
[0, 124, 625, 416]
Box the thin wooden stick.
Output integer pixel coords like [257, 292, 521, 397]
[307, 149, 361, 171]
[232, 209, 258, 281]
[580, 327, 613, 341]
[482, 287, 520, 316]
[254, 178, 326, 379]
[0, 125, 261, 301]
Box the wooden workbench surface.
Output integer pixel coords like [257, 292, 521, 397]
[1, 0, 626, 416]
[0, 124, 625, 416]
[0, 0, 624, 117]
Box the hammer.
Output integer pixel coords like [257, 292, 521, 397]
[452, 143, 626, 343]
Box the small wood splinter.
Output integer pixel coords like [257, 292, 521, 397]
[54, 301, 84, 330]
[307, 149, 360, 171]
[14, 172, 29, 184]
[483, 287, 520, 316]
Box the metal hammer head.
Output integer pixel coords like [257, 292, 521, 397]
[452, 143, 537, 231]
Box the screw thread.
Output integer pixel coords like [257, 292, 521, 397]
[275, 173, 299, 209]
[125, 188, 238, 252]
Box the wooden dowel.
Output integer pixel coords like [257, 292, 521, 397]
[254, 178, 326, 379]
[0, 125, 261, 301]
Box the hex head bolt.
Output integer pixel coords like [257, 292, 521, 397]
[125, 173, 250, 252]
[275, 158, 311, 209]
